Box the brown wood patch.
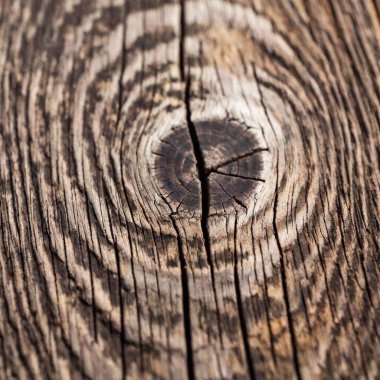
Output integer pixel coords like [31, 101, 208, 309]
[0, 0, 379, 379]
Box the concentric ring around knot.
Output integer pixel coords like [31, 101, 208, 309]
[151, 120, 269, 214]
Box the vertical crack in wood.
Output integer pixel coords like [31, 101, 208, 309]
[180, 0, 224, 362]
[115, 2, 128, 377]
[105, 201, 126, 379]
[178, 2, 196, 379]
[82, 112, 98, 343]
[273, 157, 302, 380]
[257, 241, 278, 365]
[169, 213, 195, 380]
[183, 75, 224, 344]
[255, 67, 302, 377]
[233, 217, 257, 380]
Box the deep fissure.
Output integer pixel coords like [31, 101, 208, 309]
[178, 2, 196, 379]
[169, 212, 195, 380]
[184, 78, 211, 247]
[233, 218, 257, 380]
[180, 0, 224, 366]
[115, 3, 128, 376]
[206, 147, 269, 173]
[273, 158, 302, 380]
[182, 62, 260, 380]
[183, 69, 224, 347]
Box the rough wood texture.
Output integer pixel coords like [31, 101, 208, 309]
[0, 0, 379, 379]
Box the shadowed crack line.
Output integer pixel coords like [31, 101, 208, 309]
[180, 0, 224, 363]
[233, 217, 257, 380]
[115, 2, 128, 376]
[184, 74, 224, 349]
[273, 157, 302, 380]
[210, 169, 266, 182]
[169, 212, 195, 380]
[205, 147, 269, 173]
[177, 2, 196, 379]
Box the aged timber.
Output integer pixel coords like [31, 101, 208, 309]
[0, 0, 379, 379]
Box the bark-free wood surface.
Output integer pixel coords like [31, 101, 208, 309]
[0, 0, 379, 379]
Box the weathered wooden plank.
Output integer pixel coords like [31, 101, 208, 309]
[0, 0, 379, 379]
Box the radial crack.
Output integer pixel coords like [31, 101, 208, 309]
[205, 147, 269, 173]
[210, 169, 266, 182]
[180, 0, 224, 359]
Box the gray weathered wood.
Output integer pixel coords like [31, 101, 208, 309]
[0, 0, 379, 379]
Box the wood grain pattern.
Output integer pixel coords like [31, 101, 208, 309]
[0, 0, 379, 379]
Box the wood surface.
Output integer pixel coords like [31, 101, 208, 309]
[0, 0, 379, 379]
